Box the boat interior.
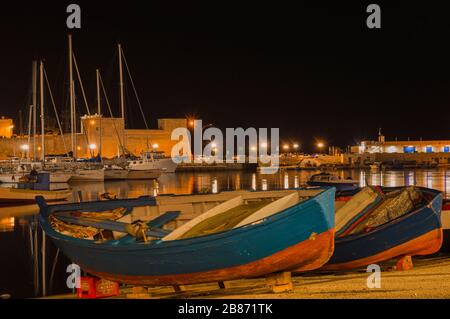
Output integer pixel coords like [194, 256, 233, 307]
[335, 186, 434, 237]
[48, 188, 326, 243]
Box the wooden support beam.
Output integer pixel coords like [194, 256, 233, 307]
[173, 285, 187, 293]
[265, 272, 293, 293]
[218, 281, 231, 289]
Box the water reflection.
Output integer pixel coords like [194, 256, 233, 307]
[0, 217, 14, 232]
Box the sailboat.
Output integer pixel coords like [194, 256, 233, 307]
[115, 44, 177, 174]
[63, 34, 105, 182]
[0, 61, 72, 206]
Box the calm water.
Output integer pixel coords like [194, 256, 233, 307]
[1, 168, 450, 298]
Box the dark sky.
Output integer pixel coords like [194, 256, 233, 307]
[1, 2, 450, 151]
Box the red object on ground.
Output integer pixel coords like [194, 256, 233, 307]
[396, 255, 414, 271]
[76, 277, 120, 299]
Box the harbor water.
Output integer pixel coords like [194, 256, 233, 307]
[1, 168, 450, 298]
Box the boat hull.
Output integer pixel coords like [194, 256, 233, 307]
[323, 188, 443, 270]
[0, 172, 71, 183]
[307, 181, 359, 192]
[128, 158, 178, 173]
[70, 169, 105, 181]
[48, 172, 72, 183]
[127, 169, 162, 180]
[0, 188, 71, 206]
[104, 169, 128, 180]
[39, 188, 335, 286]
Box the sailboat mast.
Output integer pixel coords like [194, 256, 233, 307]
[40, 61, 45, 161]
[96, 69, 102, 157]
[32, 61, 37, 160]
[68, 34, 75, 157]
[27, 105, 32, 160]
[96, 69, 101, 115]
[118, 43, 125, 124]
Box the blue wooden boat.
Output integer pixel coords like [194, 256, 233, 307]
[323, 186, 443, 270]
[307, 172, 359, 192]
[37, 188, 335, 286]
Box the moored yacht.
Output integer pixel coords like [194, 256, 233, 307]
[127, 151, 178, 173]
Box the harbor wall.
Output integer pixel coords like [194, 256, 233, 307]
[0, 117, 188, 160]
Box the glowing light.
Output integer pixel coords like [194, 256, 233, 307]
[293, 143, 299, 149]
[89, 143, 97, 150]
[250, 146, 257, 152]
[212, 178, 218, 194]
[77, 146, 82, 151]
[294, 175, 299, 188]
[260, 142, 268, 148]
[20, 144, 29, 151]
[37, 146, 41, 151]
[262, 179, 268, 191]
[283, 144, 290, 150]
[90, 120, 96, 125]
[152, 143, 159, 149]
[317, 142, 324, 148]
[284, 174, 289, 189]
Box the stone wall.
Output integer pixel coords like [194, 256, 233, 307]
[0, 117, 188, 159]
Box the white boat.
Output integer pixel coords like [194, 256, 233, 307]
[128, 151, 178, 173]
[0, 187, 72, 206]
[0, 173, 25, 183]
[127, 169, 163, 180]
[104, 165, 128, 180]
[0, 171, 72, 183]
[70, 168, 105, 182]
[47, 171, 72, 183]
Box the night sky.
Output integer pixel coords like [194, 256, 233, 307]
[1, 2, 450, 152]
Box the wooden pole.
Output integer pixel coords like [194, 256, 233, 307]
[41, 230, 46, 297]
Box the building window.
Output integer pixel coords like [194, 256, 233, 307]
[444, 146, 450, 153]
[404, 146, 415, 153]
[426, 146, 433, 153]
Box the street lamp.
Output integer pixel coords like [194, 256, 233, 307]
[89, 143, 97, 150]
[317, 141, 325, 154]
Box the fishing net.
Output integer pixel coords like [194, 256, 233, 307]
[50, 207, 127, 240]
[349, 186, 424, 235]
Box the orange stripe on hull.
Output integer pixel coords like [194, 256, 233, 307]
[322, 228, 443, 271]
[85, 228, 335, 286]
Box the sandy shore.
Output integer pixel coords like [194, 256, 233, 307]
[45, 253, 450, 299]
[139, 254, 450, 299]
